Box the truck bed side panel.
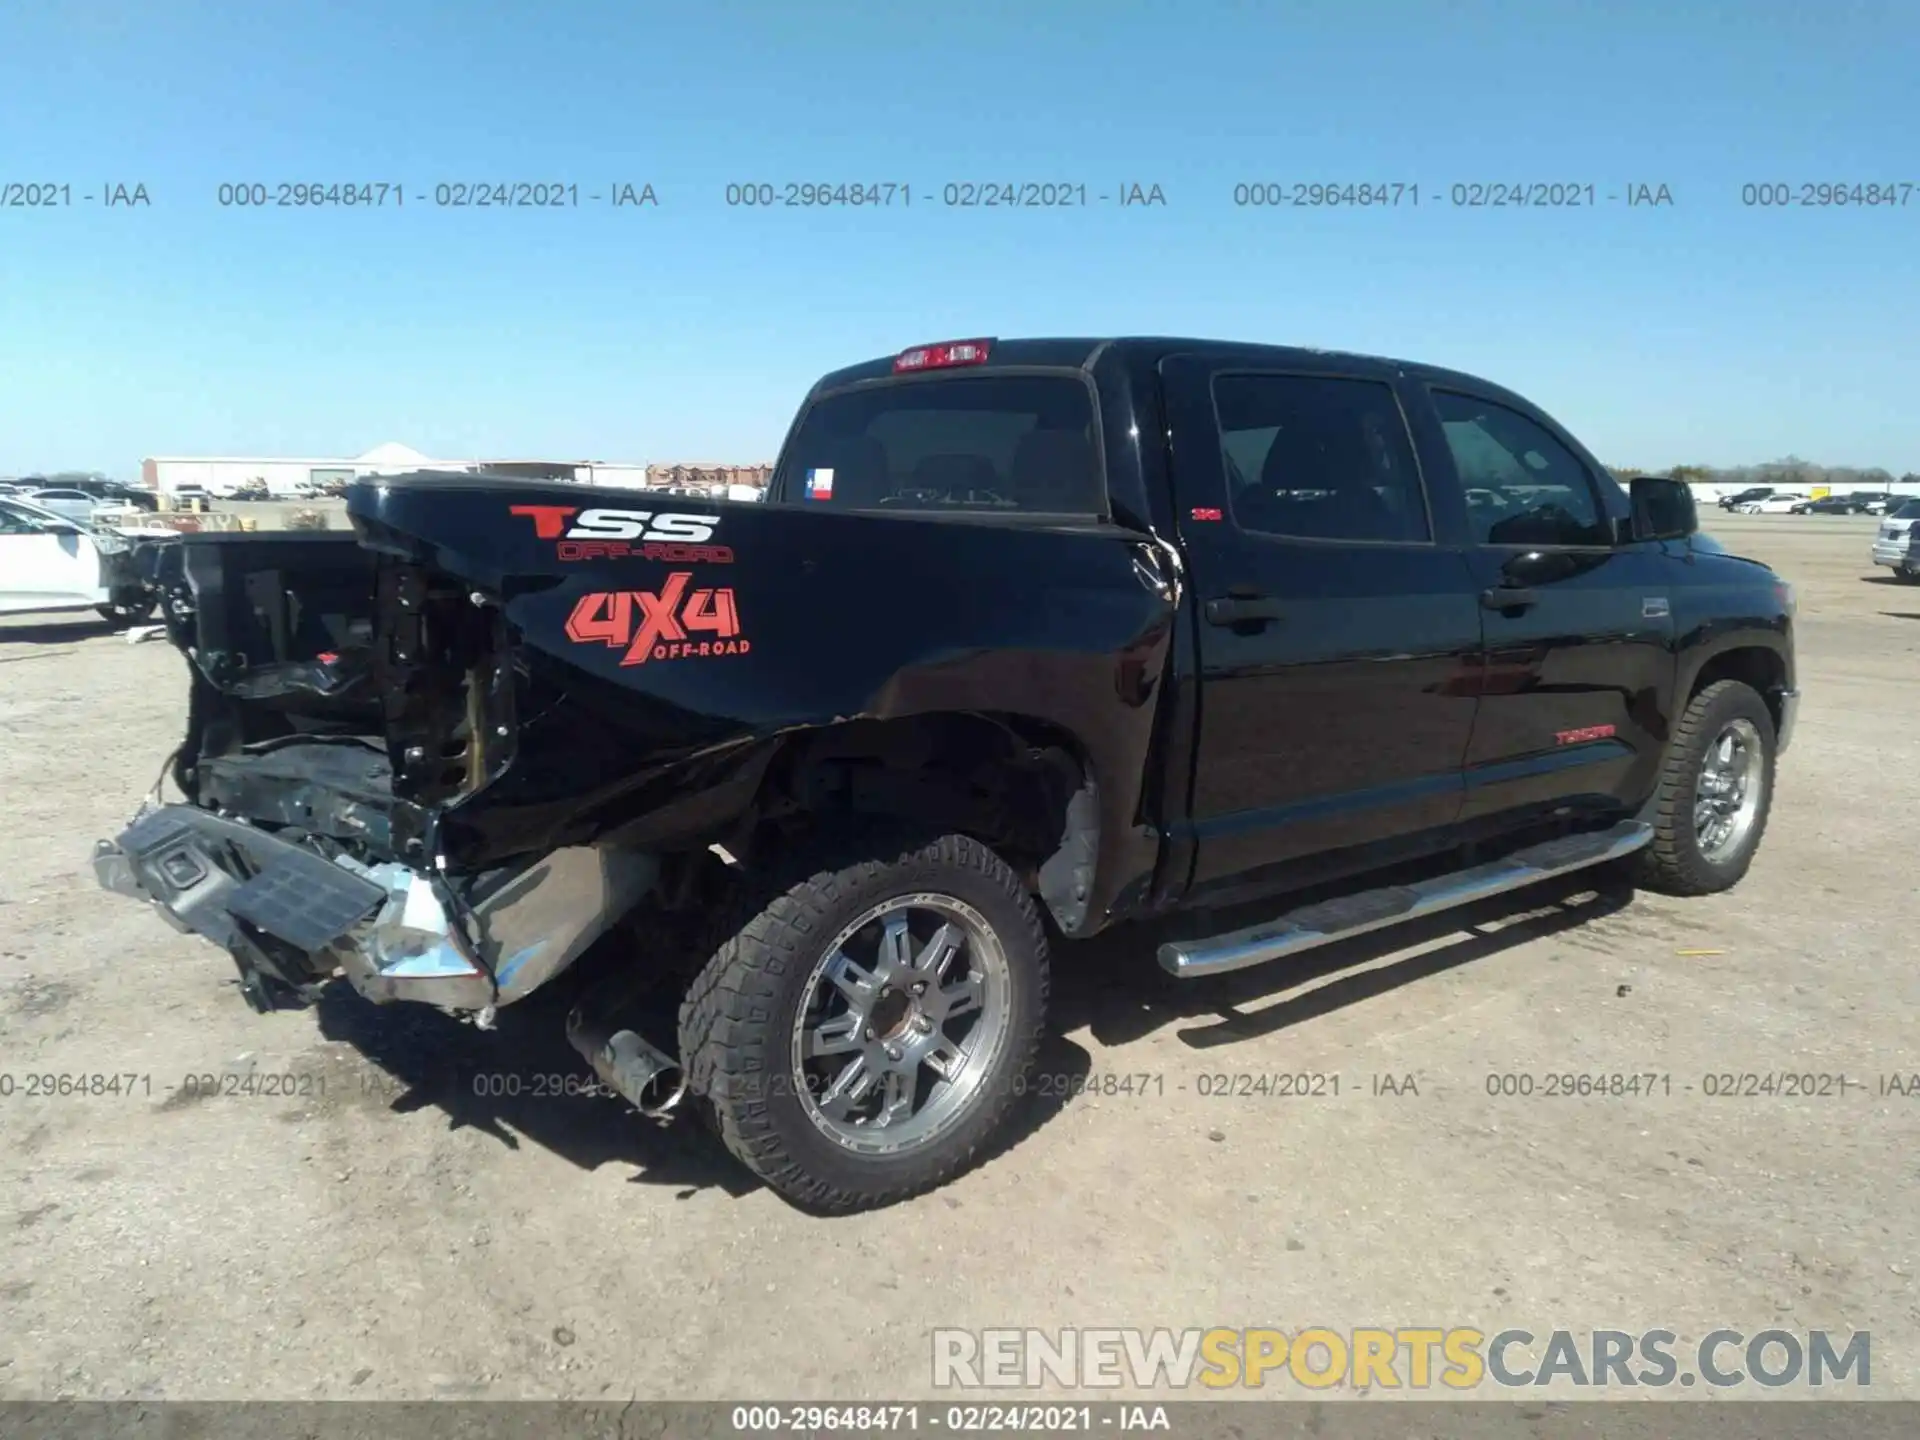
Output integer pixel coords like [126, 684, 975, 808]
[350, 479, 1177, 928]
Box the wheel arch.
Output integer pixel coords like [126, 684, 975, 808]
[1679, 642, 1791, 737]
[747, 711, 1104, 935]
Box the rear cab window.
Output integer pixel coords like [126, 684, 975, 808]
[772, 374, 1106, 519]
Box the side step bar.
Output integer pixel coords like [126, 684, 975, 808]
[1158, 819, 1652, 980]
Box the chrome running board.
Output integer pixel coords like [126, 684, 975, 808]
[1158, 819, 1652, 979]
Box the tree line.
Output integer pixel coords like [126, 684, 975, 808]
[1607, 456, 1920, 490]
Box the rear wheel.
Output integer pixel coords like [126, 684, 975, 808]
[678, 829, 1048, 1212]
[1635, 679, 1777, 896]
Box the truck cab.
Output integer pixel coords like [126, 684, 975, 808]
[768, 339, 1795, 931]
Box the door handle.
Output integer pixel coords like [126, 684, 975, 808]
[1481, 585, 1539, 611]
[1205, 594, 1285, 625]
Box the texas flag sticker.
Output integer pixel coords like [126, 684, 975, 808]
[806, 468, 833, 500]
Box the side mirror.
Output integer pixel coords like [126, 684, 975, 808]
[1628, 475, 1697, 542]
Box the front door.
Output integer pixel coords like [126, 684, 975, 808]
[1160, 359, 1485, 896]
[1418, 386, 1677, 824]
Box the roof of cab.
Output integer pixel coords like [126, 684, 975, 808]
[808, 337, 1505, 398]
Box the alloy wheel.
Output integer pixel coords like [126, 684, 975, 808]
[789, 893, 1011, 1156]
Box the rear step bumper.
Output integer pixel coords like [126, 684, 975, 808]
[1158, 819, 1652, 980]
[94, 803, 656, 1012]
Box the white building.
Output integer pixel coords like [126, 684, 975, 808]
[141, 444, 654, 497]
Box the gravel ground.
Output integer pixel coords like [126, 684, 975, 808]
[0, 512, 1915, 1404]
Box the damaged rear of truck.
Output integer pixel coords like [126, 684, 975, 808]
[97, 390, 1178, 1208]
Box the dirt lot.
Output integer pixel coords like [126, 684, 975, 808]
[1, 513, 1915, 1403]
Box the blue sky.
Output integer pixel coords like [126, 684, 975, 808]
[1, 0, 1915, 478]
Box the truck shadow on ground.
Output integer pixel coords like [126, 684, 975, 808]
[0, 616, 122, 651]
[1048, 869, 1637, 1053]
[309, 868, 1637, 1205]
[310, 979, 760, 1200]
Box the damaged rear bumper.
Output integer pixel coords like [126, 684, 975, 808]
[94, 804, 656, 1013]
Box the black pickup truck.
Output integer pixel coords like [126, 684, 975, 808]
[95, 336, 1798, 1211]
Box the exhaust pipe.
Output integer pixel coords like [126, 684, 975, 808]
[567, 1004, 686, 1119]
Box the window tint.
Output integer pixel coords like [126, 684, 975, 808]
[1212, 374, 1430, 542]
[773, 375, 1102, 515]
[1432, 391, 1611, 546]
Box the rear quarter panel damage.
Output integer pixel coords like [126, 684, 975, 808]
[349, 480, 1177, 929]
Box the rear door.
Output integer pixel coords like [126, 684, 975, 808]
[1159, 357, 1484, 895]
[1410, 385, 1676, 825]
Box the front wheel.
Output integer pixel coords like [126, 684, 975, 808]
[1635, 679, 1778, 896]
[679, 829, 1049, 1212]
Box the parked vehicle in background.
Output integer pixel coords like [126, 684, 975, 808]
[1790, 495, 1870, 515]
[62, 478, 161, 512]
[104, 485, 159, 512]
[1855, 493, 1903, 516]
[1870, 498, 1920, 581]
[169, 485, 213, 508]
[1737, 493, 1809, 514]
[23, 487, 104, 523]
[93, 335, 1800, 1212]
[0, 493, 154, 621]
[231, 478, 271, 502]
[1719, 486, 1775, 510]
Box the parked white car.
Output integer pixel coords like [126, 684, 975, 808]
[1870, 498, 1920, 581]
[0, 494, 151, 619]
[23, 487, 104, 523]
[1736, 492, 1810, 514]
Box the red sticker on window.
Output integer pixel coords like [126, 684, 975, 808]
[1190, 507, 1223, 522]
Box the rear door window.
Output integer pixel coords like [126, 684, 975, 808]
[1212, 373, 1432, 543]
[774, 374, 1104, 516]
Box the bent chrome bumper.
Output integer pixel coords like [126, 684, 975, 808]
[95, 804, 655, 1013]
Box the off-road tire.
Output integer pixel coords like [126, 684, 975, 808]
[1634, 679, 1777, 896]
[677, 828, 1049, 1213]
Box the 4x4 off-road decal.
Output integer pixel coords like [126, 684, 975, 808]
[564, 573, 749, 667]
[511, 504, 733, 563]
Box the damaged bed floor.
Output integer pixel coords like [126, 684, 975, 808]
[1, 514, 1917, 1402]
